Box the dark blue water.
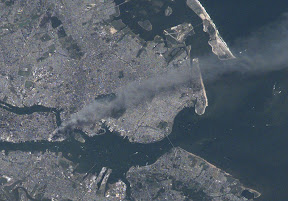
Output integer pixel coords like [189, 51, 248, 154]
[114, 0, 288, 200]
[200, 0, 288, 45]
[170, 70, 288, 201]
[115, 0, 203, 41]
[178, 1, 288, 200]
[2, 1, 288, 200]
[114, 0, 212, 57]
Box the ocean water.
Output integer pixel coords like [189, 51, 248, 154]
[171, 1, 288, 200]
[171, 70, 288, 201]
[199, 0, 288, 45]
[114, 0, 288, 200]
[2, 0, 288, 200]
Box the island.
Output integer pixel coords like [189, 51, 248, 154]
[0, 0, 260, 200]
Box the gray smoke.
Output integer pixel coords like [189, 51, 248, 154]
[51, 66, 195, 139]
[200, 13, 288, 81]
[51, 13, 288, 140]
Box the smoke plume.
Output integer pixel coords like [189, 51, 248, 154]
[51, 67, 196, 140]
[51, 13, 288, 140]
[200, 13, 288, 81]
